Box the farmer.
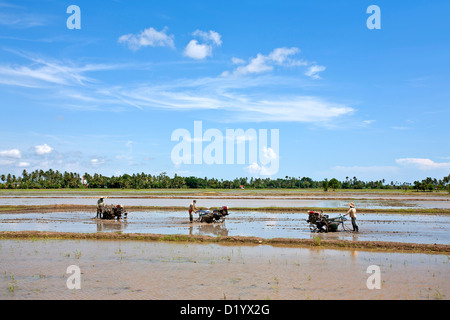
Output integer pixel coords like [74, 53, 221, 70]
[188, 200, 199, 223]
[344, 202, 359, 232]
[96, 197, 105, 218]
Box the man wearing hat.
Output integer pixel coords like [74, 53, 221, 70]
[97, 197, 105, 218]
[188, 200, 199, 223]
[344, 202, 359, 232]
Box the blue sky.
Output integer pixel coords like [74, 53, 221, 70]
[0, 0, 449, 183]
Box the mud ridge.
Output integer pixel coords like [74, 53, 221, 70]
[1, 230, 448, 254]
[1, 204, 450, 215]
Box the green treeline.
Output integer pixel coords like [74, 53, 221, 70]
[0, 169, 449, 192]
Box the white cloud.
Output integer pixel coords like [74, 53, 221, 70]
[233, 53, 273, 75]
[228, 47, 310, 76]
[184, 40, 212, 60]
[268, 47, 302, 65]
[245, 162, 274, 176]
[396, 158, 450, 170]
[192, 30, 222, 46]
[35, 144, 54, 155]
[0, 148, 21, 158]
[0, 148, 21, 167]
[245, 147, 279, 176]
[18, 161, 30, 167]
[304, 65, 326, 79]
[90, 158, 105, 167]
[184, 30, 222, 60]
[118, 27, 175, 51]
[261, 147, 278, 162]
[231, 57, 245, 65]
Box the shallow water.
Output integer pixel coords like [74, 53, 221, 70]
[1, 240, 448, 300]
[1, 210, 449, 245]
[1, 196, 450, 209]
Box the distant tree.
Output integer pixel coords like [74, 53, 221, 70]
[328, 178, 341, 191]
[444, 174, 450, 193]
[322, 178, 329, 192]
[1, 169, 449, 192]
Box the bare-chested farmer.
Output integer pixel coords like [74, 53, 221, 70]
[188, 200, 199, 223]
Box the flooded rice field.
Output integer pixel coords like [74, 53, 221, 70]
[1, 195, 450, 209]
[0, 210, 449, 245]
[1, 239, 448, 300]
[1, 192, 449, 300]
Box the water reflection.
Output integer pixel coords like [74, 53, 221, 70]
[350, 250, 358, 261]
[1, 210, 448, 245]
[1, 196, 449, 209]
[95, 219, 128, 232]
[308, 230, 361, 242]
[188, 223, 229, 237]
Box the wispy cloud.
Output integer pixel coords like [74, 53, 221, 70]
[391, 126, 410, 130]
[304, 65, 326, 79]
[396, 158, 450, 170]
[221, 47, 327, 80]
[0, 13, 48, 28]
[0, 50, 352, 124]
[0, 148, 22, 158]
[0, 1, 21, 8]
[224, 47, 308, 76]
[0, 148, 26, 168]
[0, 2, 51, 29]
[17, 161, 30, 167]
[118, 27, 175, 51]
[107, 75, 354, 123]
[0, 51, 121, 87]
[90, 157, 106, 167]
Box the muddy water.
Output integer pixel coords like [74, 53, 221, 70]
[0, 239, 448, 300]
[1, 196, 450, 209]
[1, 210, 449, 245]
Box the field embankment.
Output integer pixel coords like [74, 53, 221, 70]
[1, 230, 449, 254]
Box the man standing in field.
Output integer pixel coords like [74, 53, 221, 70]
[188, 200, 199, 223]
[344, 202, 359, 232]
[97, 197, 105, 218]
